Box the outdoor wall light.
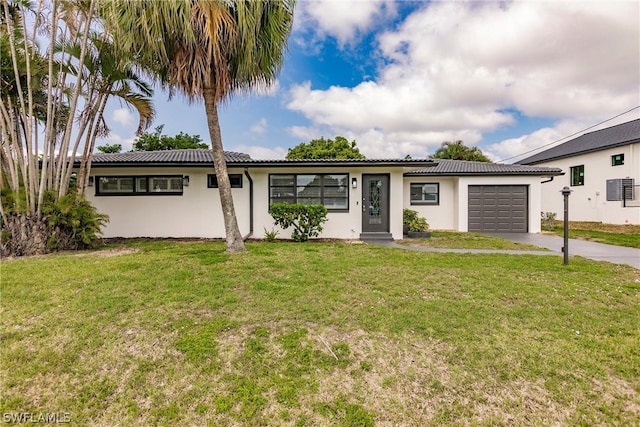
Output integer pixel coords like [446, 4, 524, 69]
[87, 176, 94, 187]
[183, 175, 190, 187]
[352, 177, 358, 188]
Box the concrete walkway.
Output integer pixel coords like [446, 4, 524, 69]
[364, 233, 639, 269]
[487, 233, 639, 269]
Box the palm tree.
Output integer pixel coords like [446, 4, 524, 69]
[69, 33, 155, 193]
[101, 0, 295, 253]
[1, 0, 156, 255]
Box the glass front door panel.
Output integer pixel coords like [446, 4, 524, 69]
[368, 179, 383, 225]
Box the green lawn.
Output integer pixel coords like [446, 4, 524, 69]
[548, 221, 640, 248]
[398, 231, 547, 250]
[2, 241, 639, 425]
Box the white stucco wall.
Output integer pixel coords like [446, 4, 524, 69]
[250, 166, 406, 240]
[402, 177, 458, 230]
[403, 175, 543, 233]
[533, 143, 640, 225]
[88, 165, 553, 238]
[403, 176, 543, 233]
[87, 167, 250, 238]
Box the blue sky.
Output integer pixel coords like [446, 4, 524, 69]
[99, 0, 640, 162]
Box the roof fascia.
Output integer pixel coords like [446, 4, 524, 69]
[404, 171, 565, 177]
[520, 139, 639, 165]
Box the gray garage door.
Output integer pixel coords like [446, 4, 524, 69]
[468, 185, 528, 233]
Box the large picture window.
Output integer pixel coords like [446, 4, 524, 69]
[269, 174, 349, 211]
[410, 183, 439, 205]
[570, 165, 584, 186]
[96, 176, 183, 195]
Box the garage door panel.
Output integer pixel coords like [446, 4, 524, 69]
[468, 185, 528, 233]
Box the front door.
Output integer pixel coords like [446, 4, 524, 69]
[362, 174, 390, 233]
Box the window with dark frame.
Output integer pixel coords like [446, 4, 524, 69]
[611, 154, 624, 166]
[570, 165, 584, 186]
[207, 174, 243, 188]
[96, 176, 183, 195]
[410, 182, 439, 205]
[269, 174, 349, 211]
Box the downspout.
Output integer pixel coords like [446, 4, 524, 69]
[541, 176, 555, 184]
[243, 168, 254, 241]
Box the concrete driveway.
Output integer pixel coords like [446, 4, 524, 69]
[488, 233, 640, 269]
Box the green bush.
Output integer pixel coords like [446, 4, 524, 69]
[403, 208, 419, 225]
[269, 203, 328, 242]
[263, 227, 279, 242]
[408, 217, 429, 232]
[41, 192, 109, 250]
[1, 190, 108, 256]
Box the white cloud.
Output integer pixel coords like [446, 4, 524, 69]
[287, 124, 325, 142]
[111, 108, 134, 127]
[249, 118, 268, 136]
[287, 1, 640, 159]
[295, 0, 396, 47]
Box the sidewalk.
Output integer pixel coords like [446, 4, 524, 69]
[364, 233, 639, 269]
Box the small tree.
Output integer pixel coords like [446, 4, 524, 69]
[286, 136, 365, 160]
[269, 203, 328, 242]
[97, 144, 122, 153]
[132, 125, 208, 151]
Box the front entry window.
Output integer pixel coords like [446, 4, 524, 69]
[368, 179, 383, 225]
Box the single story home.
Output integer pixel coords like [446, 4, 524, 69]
[82, 150, 562, 240]
[517, 118, 640, 225]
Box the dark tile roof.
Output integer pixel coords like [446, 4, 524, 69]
[405, 159, 562, 176]
[234, 158, 436, 167]
[88, 149, 252, 166]
[87, 149, 436, 168]
[86, 150, 559, 175]
[517, 118, 640, 165]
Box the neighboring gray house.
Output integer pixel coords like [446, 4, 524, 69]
[81, 150, 562, 239]
[518, 118, 640, 225]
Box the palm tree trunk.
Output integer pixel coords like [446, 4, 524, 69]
[203, 85, 246, 253]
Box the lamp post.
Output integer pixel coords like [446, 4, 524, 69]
[561, 186, 572, 265]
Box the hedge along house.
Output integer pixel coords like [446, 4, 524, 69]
[517, 118, 640, 225]
[81, 149, 562, 240]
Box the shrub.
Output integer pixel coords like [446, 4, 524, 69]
[541, 211, 557, 231]
[41, 192, 109, 250]
[403, 208, 419, 225]
[408, 217, 429, 232]
[269, 203, 328, 242]
[1, 191, 108, 256]
[263, 227, 279, 242]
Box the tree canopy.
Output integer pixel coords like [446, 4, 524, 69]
[97, 144, 122, 154]
[286, 136, 365, 160]
[131, 125, 208, 151]
[430, 140, 491, 162]
[101, 0, 295, 253]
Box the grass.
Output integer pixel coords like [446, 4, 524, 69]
[548, 221, 640, 248]
[398, 231, 547, 250]
[2, 240, 639, 425]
